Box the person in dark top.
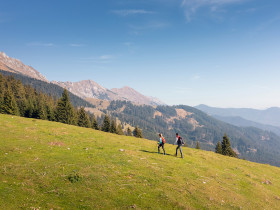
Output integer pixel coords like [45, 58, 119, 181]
[174, 133, 183, 158]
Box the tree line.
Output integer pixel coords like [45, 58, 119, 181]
[0, 73, 143, 138]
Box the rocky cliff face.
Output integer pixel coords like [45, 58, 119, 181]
[52, 81, 165, 106]
[0, 52, 48, 82]
[52, 80, 126, 101]
[111, 86, 165, 106]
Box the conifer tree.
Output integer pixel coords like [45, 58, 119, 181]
[215, 141, 222, 154]
[133, 126, 143, 138]
[91, 115, 99, 130]
[127, 127, 132, 136]
[46, 96, 55, 121]
[101, 114, 111, 132]
[77, 107, 91, 128]
[1, 87, 19, 115]
[110, 120, 117, 133]
[116, 124, 124, 135]
[221, 134, 237, 157]
[24, 98, 35, 118]
[55, 89, 76, 125]
[11, 79, 27, 116]
[37, 93, 47, 120]
[196, 141, 200, 149]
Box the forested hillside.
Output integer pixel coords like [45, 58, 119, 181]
[0, 70, 93, 108]
[105, 100, 280, 167]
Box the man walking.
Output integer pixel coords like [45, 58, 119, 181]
[174, 133, 183, 158]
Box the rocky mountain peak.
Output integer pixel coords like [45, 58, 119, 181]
[0, 51, 48, 82]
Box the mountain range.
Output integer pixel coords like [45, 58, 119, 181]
[196, 104, 280, 127]
[2, 51, 280, 166]
[0, 51, 164, 106]
[196, 104, 280, 136]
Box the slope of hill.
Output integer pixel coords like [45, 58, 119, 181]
[213, 115, 280, 137]
[196, 104, 280, 127]
[0, 70, 94, 108]
[105, 101, 280, 167]
[0, 52, 48, 82]
[1, 114, 280, 209]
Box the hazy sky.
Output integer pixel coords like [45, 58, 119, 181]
[1, 0, 280, 108]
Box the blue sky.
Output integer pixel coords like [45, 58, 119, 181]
[1, 0, 280, 108]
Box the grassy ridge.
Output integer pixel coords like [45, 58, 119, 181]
[1, 114, 280, 209]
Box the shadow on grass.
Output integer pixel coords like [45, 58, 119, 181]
[140, 150, 173, 156]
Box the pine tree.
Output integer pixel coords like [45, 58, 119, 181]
[110, 120, 117, 133]
[133, 126, 143, 138]
[46, 96, 55, 121]
[215, 141, 222, 154]
[37, 93, 47, 120]
[55, 89, 76, 125]
[101, 115, 111, 132]
[127, 127, 132, 136]
[0, 87, 19, 115]
[91, 115, 99, 130]
[77, 107, 91, 128]
[116, 124, 124, 135]
[196, 141, 200, 149]
[221, 133, 237, 157]
[10, 79, 27, 116]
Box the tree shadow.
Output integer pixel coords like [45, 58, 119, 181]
[140, 150, 173, 156]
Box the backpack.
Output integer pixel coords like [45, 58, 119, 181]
[178, 136, 183, 145]
[162, 137, 166, 144]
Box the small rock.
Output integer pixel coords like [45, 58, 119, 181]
[262, 180, 272, 185]
[203, 181, 206, 184]
[130, 204, 137, 208]
[5, 153, 8, 155]
[67, 148, 71, 150]
[119, 149, 125, 152]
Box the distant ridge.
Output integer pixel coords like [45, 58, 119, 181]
[0, 51, 165, 106]
[111, 86, 165, 106]
[195, 104, 280, 127]
[52, 81, 165, 106]
[0, 52, 48, 82]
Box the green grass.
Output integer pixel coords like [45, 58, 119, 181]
[1, 114, 280, 209]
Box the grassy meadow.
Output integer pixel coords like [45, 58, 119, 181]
[1, 114, 280, 209]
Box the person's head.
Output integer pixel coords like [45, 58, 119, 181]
[176, 133, 179, 137]
[159, 133, 162, 137]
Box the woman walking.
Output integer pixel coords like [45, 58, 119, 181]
[158, 133, 166, 155]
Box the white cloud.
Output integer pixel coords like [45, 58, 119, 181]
[69, 43, 85, 47]
[27, 42, 55, 47]
[181, 0, 245, 22]
[112, 9, 155, 16]
[79, 55, 114, 63]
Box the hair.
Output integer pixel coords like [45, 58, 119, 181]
[159, 133, 162, 137]
[176, 133, 179, 136]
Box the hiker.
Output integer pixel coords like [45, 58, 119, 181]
[174, 133, 184, 158]
[158, 133, 166, 155]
